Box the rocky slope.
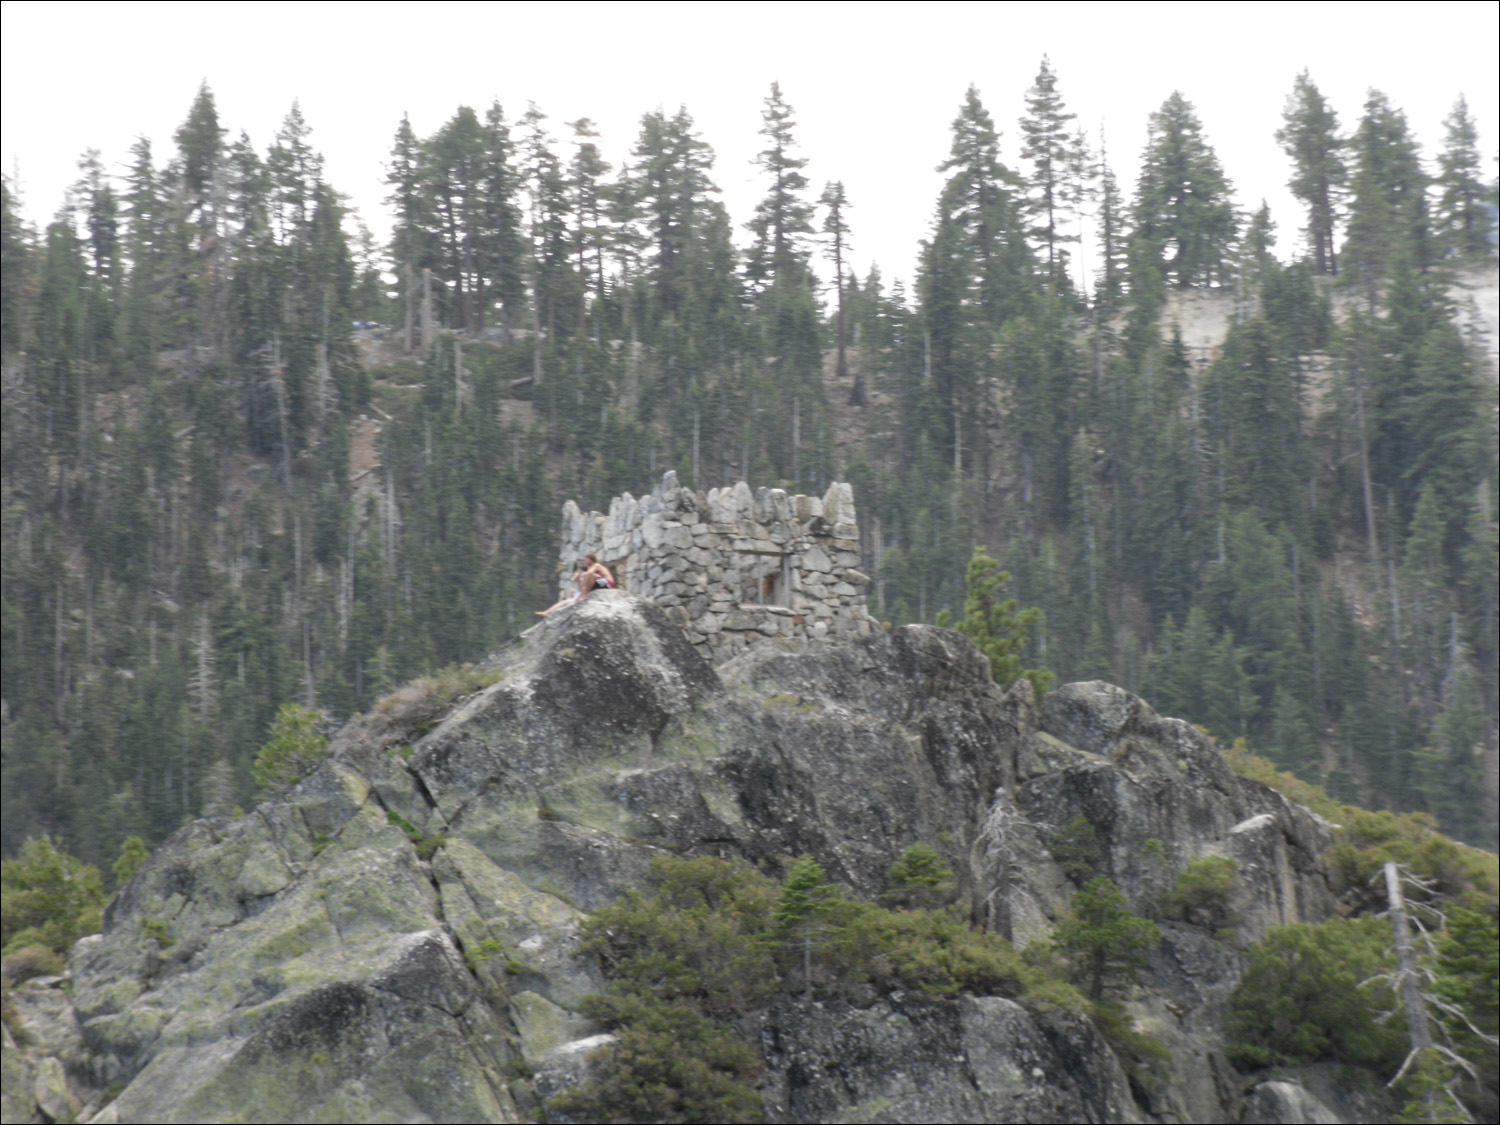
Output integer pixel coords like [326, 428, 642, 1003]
[4, 592, 1352, 1124]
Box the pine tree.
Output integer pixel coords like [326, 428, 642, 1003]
[774, 855, 838, 999]
[1422, 634, 1487, 842]
[1458, 483, 1497, 703]
[567, 118, 612, 340]
[267, 102, 321, 242]
[937, 547, 1053, 695]
[819, 180, 857, 397]
[1019, 56, 1084, 293]
[480, 102, 527, 340]
[1398, 482, 1451, 710]
[1204, 317, 1305, 529]
[1054, 875, 1159, 1000]
[1434, 95, 1492, 260]
[624, 107, 720, 322]
[424, 106, 489, 332]
[1275, 71, 1345, 275]
[386, 113, 431, 351]
[0, 176, 32, 356]
[1093, 133, 1127, 306]
[746, 82, 814, 291]
[73, 150, 120, 293]
[997, 300, 1078, 526]
[924, 87, 1031, 477]
[1133, 92, 1238, 288]
[174, 81, 225, 233]
[1343, 91, 1428, 294]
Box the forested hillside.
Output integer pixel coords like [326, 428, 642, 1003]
[2, 65, 1496, 879]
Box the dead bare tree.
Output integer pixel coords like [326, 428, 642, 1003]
[1364, 862, 1497, 1123]
[971, 789, 1040, 941]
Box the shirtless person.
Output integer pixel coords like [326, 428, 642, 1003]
[580, 553, 614, 594]
[536, 554, 614, 617]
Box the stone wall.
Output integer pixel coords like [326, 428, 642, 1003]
[558, 472, 876, 662]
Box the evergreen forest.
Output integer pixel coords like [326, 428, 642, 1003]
[2, 64, 1497, 882]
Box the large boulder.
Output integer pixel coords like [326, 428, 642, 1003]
[4, 595, 1344, 1123]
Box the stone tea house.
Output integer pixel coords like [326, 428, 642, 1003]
[558, 472, 876, 662]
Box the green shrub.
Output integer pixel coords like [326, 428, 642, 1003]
[1, 836, 104, 957]
[826, 899, 1046, 1001]
[385, 810, 444, 862]
[1394, 1047, 1470, 1124]
[252, 703, 331, 792]
[464, 937, 507, 973]
[113, 836, 149, 887]
[581, 854, 779, 1019]
[386, 809, 421, 841]
[140, 918, 174, 948]
[1434, 906, 1499, 1046]
[562, 853, 1092, 1123]
[1224, 742, 1498, 908]
[553, 993, 763, 1124]
[1432, 906, 1500, 1113]
[1225, 916, 1404, 1071]
[882, 843, 957, 910]
[1158, 855, 1238, 931]
[560, 856, 776, 1122]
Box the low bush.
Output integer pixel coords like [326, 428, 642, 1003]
[1, 836, 104, 958]
[0, 944, 64, 986]
[370, 663, 502, 737]
[1158, 855, 1238, 931]
[1225, 916, 1403, 1071]
[557, 851, 1089, 1123]
[1224, 742, 1498, 910]
[881, 842, 957, 910]
[554, 993, 764, 1124]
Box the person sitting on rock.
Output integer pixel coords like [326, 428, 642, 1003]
[536, 554, 614, 617]
[581, 553, 615, 593]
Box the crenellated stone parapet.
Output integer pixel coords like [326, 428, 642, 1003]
[558, 472, 875, 662]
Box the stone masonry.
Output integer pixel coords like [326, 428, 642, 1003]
[558, 472, 876, 663]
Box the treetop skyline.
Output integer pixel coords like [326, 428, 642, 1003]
[3, 1, 1495, 287]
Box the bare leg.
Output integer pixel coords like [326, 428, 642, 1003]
[537, 592, 577, 617]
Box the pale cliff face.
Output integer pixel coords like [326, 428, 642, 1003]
[4, 593, 1345, 1124]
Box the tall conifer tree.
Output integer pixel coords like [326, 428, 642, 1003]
[1343, 90, 1428, 293]
[1434, 95, 1491, 260]
[1019, 56, 1084, 293]
[1276, 71, 1345, 275]
[1133, 92, 1238, 288]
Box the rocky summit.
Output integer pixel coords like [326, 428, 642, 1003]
[3, 593, 1351, 1124]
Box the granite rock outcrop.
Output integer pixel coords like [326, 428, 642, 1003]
[3, 593, 1348, 1123]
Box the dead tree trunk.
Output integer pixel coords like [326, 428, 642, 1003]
[1384, 862, 1433, 1057]
[421, 268, 434, 356]
[404, 260, 415, 353]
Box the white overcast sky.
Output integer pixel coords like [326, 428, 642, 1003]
[3, 1, 1496, 290]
